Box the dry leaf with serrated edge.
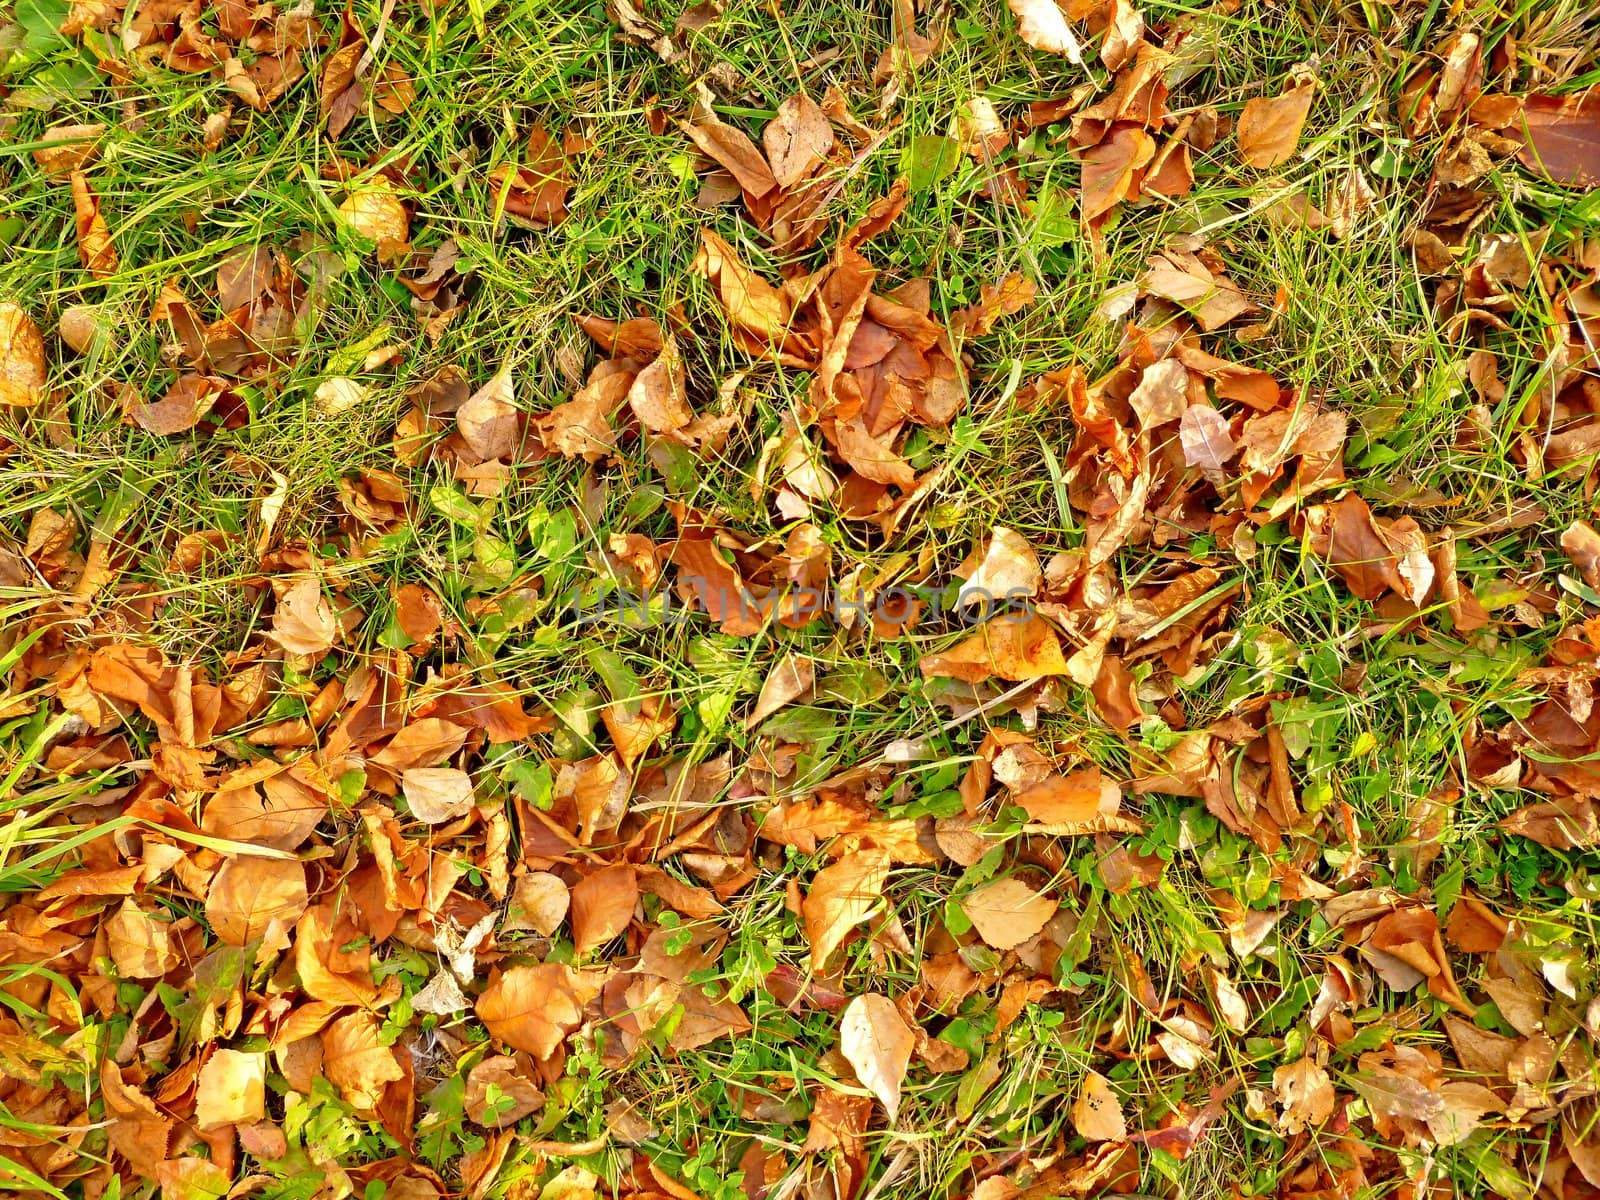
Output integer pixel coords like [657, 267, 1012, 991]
[194, 1050, 267, 1131]
[1180, 404, 1236, 469]
[0, 304, 47, 408]
[1072, 1071, 1126, 1142]
[1274, 1057, 1333, 1133]
[205, 858, 307, 946]
[271, 577, 339, 656]
[1008, 0, 1083, 64]
[1238, 81, 1316, 168]
[803, 849, 890, 970]
[840, 995, 914, 1122]
[962, 877, 1056, 949]
[402, 767, 476, 824]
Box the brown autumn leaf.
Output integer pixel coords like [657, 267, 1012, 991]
[1079, 125, 1156, 222]
[958, 527, 1041, 610]
[464, 1056, 545, 1128]
[371, 719, 470, 770]
[322, 1011, 405, 1113]
[1008, 0, 1084, 64]
[458, 366, 520, 460]
[681, 112, 778, 199]
[1273, 1057, 1334, 1134]
[502, 871, 571, 936]
[961, 877, 1056, 949]
[32, 123, 104, 177]
[839, 994, 914, 1122]
[0, 303, 47, 408]
[1072, 1071, 1126, 1142]
[1128, 358, 1189, 430]
[194, 1050, 267, 1131]
[692, 230, 795, 351]
[105, 898, 178, 979]
[570, 863, 638, 953]
[628, 336, 692, 433]
[1180, 404, 1236, 469]
[216, 244, 274, 310]
[954, 272, 1037, 337]
[920, 614, 1069, 683]
[476, 963, 603, 1059]
[70, 171, 117, 279]
[1561, 520, 1600, 590]
[803, 848, 891, 970]
[1305, 494, 1409, 602]
[746, 653, 815, 729]
[126, 373, 227, 435]
[401, 767, 476, 824]
[764, 92, 834, 190]
[337, 180, 410, 248]
[1144, 251, 1258, 331]
[205, 857, 308, 946]
[1238, 80, 1316, 168]
[271, 576, 339, 657]
[1514, 93, 1600, 188]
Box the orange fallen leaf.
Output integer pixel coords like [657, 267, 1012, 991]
[961, 877, 1056, 949]
[0, 303, 47, 408]
[70, 170, 118, 279]
[205, 857, 307, 946]
[920, 614, 1069, 683]
[1072, 1071, 1126, 1142]
[570, 863, 638, 953]
[803, 848, 890, 971]
[194, 1049, 267, 1131]
[476, 964, 603, 1059]
[1237, 80, 1316, 168]
[271, 576, 339, 657]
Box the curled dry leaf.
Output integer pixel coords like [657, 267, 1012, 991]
[271, 577, 339, 657]
[839, 994, 914, 1122]
[1008, 0, 1084, 64]
[1072, 1071, 1126, 1142]
[763, 92, 834, 190]
[70, 171, 118, 279]
[961, 877, 1056, 949]
[0, 303, 47, 408]
[1238, 80, 1316, 168]
[958, 527, 1041, 609]
[402, 767, 476, 824]
[628, 336, 692, 433]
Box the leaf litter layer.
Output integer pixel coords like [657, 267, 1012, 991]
[1, 0, 1600, 1199]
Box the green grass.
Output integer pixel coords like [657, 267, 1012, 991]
[4, 0, 1600, 1196]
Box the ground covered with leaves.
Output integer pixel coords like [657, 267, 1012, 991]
[3, 0, 1600, 1196]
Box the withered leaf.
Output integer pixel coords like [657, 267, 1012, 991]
[70, 171, 118, 279]
[961, 877, 1056, 949]
[0, 303, 47, 408]
[628, 336, 693, 433]
[271, 576, 339, 657]
[1238, 81, 1316, 168]
[839, 995, 914, 1122]
[206, 858, 307, 946]
[125, 374, 227, 435]
[570, 863, 638, 953]
[920, 614, 1069, 683]
[803, 849, 890, 970]
[1072, 1071, 1126, 1142]
[401, 767, 476, 824]
[194, 1050, 267, 1131]
[1008, 0, 1084, 64]
[476, 964, 603, 1059]
[1514, 93, 1600, 188]
[763, 92, 834, 190]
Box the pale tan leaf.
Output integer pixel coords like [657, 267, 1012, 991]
[1071, 1071, 1126, 1142]
[839, 994, 914, 1122]
[961, 878, 1056, 950]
